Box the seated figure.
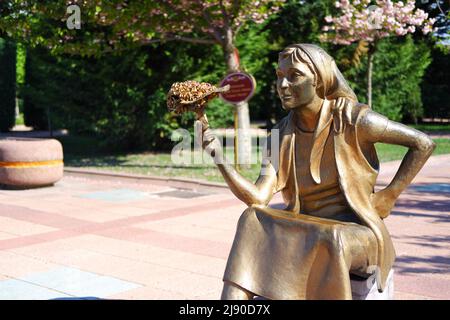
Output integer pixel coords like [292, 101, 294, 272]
[197, 44, 435, 300]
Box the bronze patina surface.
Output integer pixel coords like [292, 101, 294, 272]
[192, 44, 435, 300]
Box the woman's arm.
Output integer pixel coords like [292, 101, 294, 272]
[199, 123, 277, 207]
[358, 110, 436, 217]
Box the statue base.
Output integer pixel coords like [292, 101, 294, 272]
[351, 269, 394, 300]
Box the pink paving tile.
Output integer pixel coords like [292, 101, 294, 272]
[388, 209, 449, 227]
[0, 274, 10, 281]
[8, 240, 98, 265]
[154, 251, 227, 278]
[51, 235, 199, 268]
[193, 292, 221, 300]
[127, 198, 204, 210]
[150, 271, 223, 298]
[0, 228, 83, 251]
[395, 291, 434, 300]
[120, 262, 193, 287]
[108, 286, 187, 300]
[46, 234, 228, 278]
[0, 231, 18, 241]
[151, 206, 244, 232]
[60, 208, 131, 223]
[26, 202, 92, 215]
[0, 154, 448, 300]
[136, 219, 237, 243]
[385, 217, 449, 236]
[0, 203, 92, 230]
[95, 205, 159, 218]
[54, 249, 191, 287]
[90, 198, 243, 233]
[0, 216, 57, 236]
[394, 273, 450, 299]
[0, 198, 241, 252]
[95, 226, 232, 260]
[0, 250, 61, 279]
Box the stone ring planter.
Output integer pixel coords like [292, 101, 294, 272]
[0, 138, 64, 188]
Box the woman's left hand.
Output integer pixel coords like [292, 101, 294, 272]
[370, 188, 398, 219]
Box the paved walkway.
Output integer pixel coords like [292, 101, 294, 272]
[0, 155, 449, 300]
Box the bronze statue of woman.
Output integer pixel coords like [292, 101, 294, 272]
[197, 44, 435, 300]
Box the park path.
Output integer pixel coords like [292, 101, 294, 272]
[0, 154, 448, 300]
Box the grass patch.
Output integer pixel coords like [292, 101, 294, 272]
[59, 134, 450, 183]
[411, 123, 450, 133]
[15, 113, 24, 126]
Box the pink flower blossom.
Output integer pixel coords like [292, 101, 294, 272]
[321, 0, 435, 45]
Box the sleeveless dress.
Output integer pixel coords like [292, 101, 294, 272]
[222, 124, 378, 300]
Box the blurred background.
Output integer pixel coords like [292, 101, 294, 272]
[0, 0, 448, 182]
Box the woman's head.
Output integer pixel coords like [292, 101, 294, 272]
[276, 46, 319, 110]
[276, 44, 357, 111]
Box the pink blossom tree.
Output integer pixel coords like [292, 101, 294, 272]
[321, 0, 436, 107]
[0, 0, 285, 166]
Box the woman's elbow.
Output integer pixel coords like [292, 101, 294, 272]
[248, 197, 269, 208]
[247, 192, 272, 208]
[416, 135, 436, 156]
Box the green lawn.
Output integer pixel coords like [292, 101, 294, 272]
[411, 123, 450, 133]
[58, 135, 450, 183]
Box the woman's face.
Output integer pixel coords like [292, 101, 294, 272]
[276, 57, 317, 110]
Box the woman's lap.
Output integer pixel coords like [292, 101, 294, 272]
[223, 206, 378, 299]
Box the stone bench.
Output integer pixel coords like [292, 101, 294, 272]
[0, 137, 63, 188]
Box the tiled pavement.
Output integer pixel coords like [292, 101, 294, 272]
[0, 154, 449, 300]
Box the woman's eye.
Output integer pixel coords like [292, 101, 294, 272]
[291, 72, 303, 80]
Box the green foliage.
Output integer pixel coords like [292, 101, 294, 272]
[421, 47, 450, 119]
[345, 36, 431, 122]
[23, 47, 51, 130]
[21, 41, 234, 150]
[251, 0, 338, 124]
[0, 37, 16, 132]
[16, 43, 26, 86]
[2, 0, 446, 153]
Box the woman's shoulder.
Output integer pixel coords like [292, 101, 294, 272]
[352, 104, 390, 141]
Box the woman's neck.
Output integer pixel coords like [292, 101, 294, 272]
[292, 96, 324, 132]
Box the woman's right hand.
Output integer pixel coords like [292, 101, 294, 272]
[195, 121, 223, 161]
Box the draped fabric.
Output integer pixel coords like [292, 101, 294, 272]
[223, 206, 378, 299]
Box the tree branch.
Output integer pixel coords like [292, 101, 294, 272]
[219, 0, 230, 28]
[194, 0, 224, 44]
[141, 35, 216, 45]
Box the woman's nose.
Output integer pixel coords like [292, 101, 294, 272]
[280, 77, 289, 89]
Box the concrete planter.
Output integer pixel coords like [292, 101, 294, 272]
[0, 137, 63, 188]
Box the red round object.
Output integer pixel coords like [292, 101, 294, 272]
[219, 72, 256, 104]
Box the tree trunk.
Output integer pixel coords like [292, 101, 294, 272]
[366, 42, 377, 109]
[223, 30, 252, 169]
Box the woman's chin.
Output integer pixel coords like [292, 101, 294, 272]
[281, 102, 297, 110]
